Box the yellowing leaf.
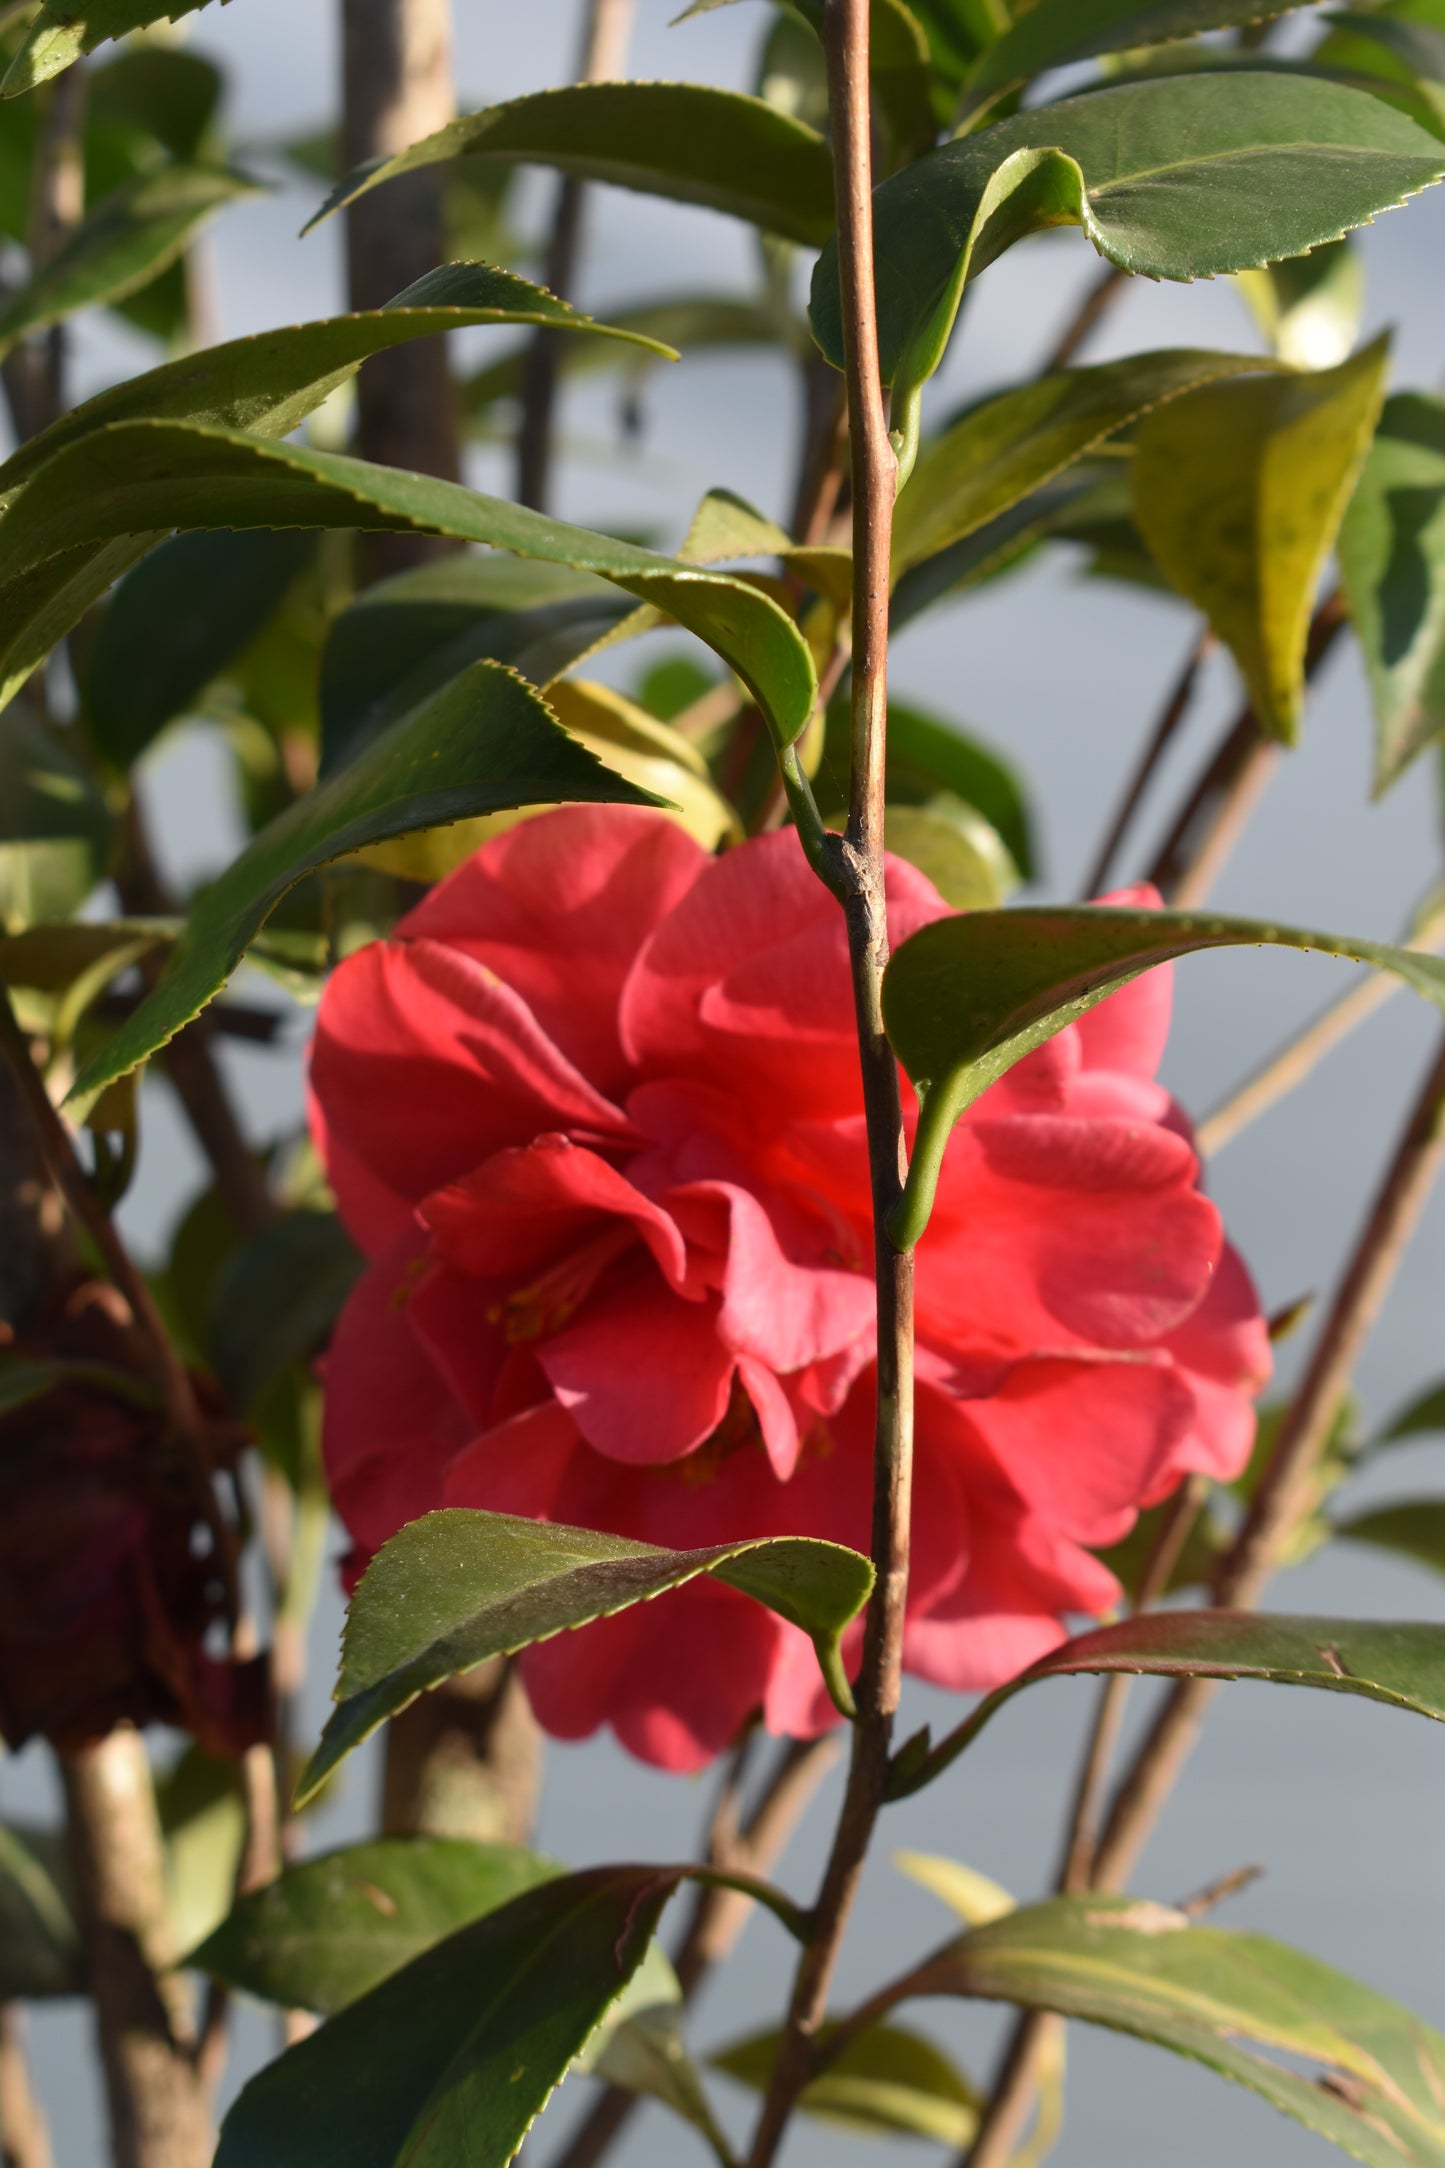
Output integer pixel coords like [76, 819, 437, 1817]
[1133, 337, 1391, 740]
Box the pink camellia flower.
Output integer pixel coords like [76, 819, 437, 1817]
[310, 805, 1270, 1770]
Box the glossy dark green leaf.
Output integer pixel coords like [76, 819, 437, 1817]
[4, 0, 230, 94]
[915, 1892, 1445, 2168]
[714, 2020, 981, 2145]
[1134, 338, 1390, 741]
[1335, 1502, 1445, 1578]
[1338, 392, 1445, 790]
[0, 265, 676, 498]
[463, 294, 789, 422]
[957, 0, 1328, 125]
[0, 165, 258, 361]
[810, 74, 1445, 423]
[65, 660, 659, 1110]
[893, 1611, 1445, 1797]
[319, 555, 630, 773]
[0, 424, 818, 753]
[309, 83, 836, 249]
[208, 1209, 363, 1416]
[894, 350, 1276, 581]
[882, 904, 1445, 1244]
[87, 530, 316, 768]
[213, 1866, 678, 2168]
[297, 1510, 875, 1805]
[89, 45, 222, 163]
[195, 1838, 559, 2014]
[0, 1823, 81, 1999]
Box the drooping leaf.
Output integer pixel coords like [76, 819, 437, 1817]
[308, 83, 836, 249]
[1234, 235, 1364, 368]
[208, 1209, 364, 1417]
[4, 0, 231, 95]
[956, 0, 1330, 126]
[714, 2020, 982, 2146]
[0, 264, 679, 496]
[912, 1891, 1445, 2168]
[882, 903, 1445, 1244]
[893, 349, 1275, 581]
[892, 1611, 1445, 1797]
[0, 1822, 81, 1999]
[1337, 391, 1445, 790]
[194, 1838, 560, 2013]
[1133, 338, 1390, 741]
[1335, 1502, 1445, 1578]
[0, 166, 259, 362]
[213, 1866, 680, 2168]
[892, 1851, 1016, 1926]
[87, 530, 317, 769]
[809, 74, 1445, 426]
[318, 555, 631, 774]
[64, 660, 661, 1111]
[297, 1509, 875, 1805]
[0, 424, 818, 754]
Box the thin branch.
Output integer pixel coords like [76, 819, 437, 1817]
[742, 5, 910, 2159]
[1041, 261, 1129, 376]
[1197, 897, 1445, 1155]
[960, 1475, 1208, 2167]
[1145, 592, 1345, 905]
[0, 2008, 52, 2168]
[515, 0, 636, 511]
[1082, 628, 1211, 898]
[62, 1730, 211, 2168]
[1090, 1027, 1445, 1894]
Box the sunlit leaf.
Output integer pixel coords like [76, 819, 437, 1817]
[4, 0, 232, 95]
[213, 1867, 680, 2168]
[892, 1850, 1016, 1926]
[883, 902, 1445, 1244]
[912, 1891, 1445, 2168]
[0, 165, 259, 362]
[297, 1509, 875, 1805]
[1133, 338, 1390, 741]
[1338, 391, 1445, 790]
[308, 83, 836, 249]
[1234, 235, 1364, 368]
[65, 660, 661, 1111]
[810, 74, 1445, 428]
[714, 2019, 982, 2146]
[156, 1747, 246, 1959]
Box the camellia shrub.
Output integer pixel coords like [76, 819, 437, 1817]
[2, 2, 1445, 2166]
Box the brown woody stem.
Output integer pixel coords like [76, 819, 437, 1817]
[741, 6, 911, 2162]
[515, 0, 636, 511]
[1082, 627, 1211, 898]
[0, 2008, 52, 2168]
[1042, 262, 1129, 375]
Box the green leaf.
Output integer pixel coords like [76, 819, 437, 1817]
[64, 660, 661, 1111]
[821, 695, 1036, 877]
[546, 680, 741, 852]
[1335, 1501, 1445, 1578]
[0, 704, 110, 931]
[1338, 391, 1445, 790]
[0, 424, 818, 753]
[89, 45, 223, 163]
[208, 1209, 363, 1417]
[916, 1891, 1445, 2168]
[194, 1838, 559, 2014]
[579, 1944, 733, 2164]
[1133, 338, 1390, 741]
[809, 73, 1445, 427]
[308, 83, 836, 249]
[4, 0, 231, 95]
[213, 1865, 680, 2168]
[882, 902, 1445, 1246]
[88, 530, 317, 769]
[0, 165, 259, 362]
[893, 1611, 1445, 1797]
[0, 1822, 81, 1999]
[893, 1850, 1016, 1926]
[297, 1509, 875, 1806]
[318, 555, 631, 774]
[893, 349, 1281, 581]
[882, 803, 1016, 907]
[957, 0, 1329, 126]
[1381, 1378, 1445, 1440]
[1234, 235, 1365, 369]
[463, 294, 790, 422]
[156, 1747, 247, 1959]
[714, 2020, 982, 2146]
